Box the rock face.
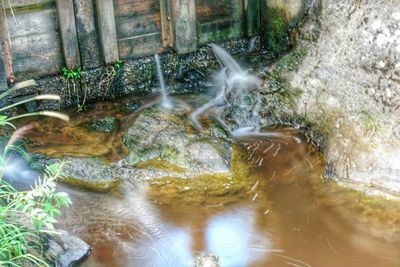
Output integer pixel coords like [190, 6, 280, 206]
[124, 107, 232, 180]
[263, 0, 400, 196]
[194, 254, 220, 267]
[31, 155, 119, 192]
[45, 230, 91, 267]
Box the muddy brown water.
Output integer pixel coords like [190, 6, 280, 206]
[18, 95, 400, 267]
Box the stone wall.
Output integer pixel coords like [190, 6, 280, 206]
[261, 0, 400, 197]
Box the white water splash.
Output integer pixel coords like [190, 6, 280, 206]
[190, 44, 277, 139]
[154, 54, 173, 110]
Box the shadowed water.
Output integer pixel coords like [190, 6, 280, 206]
[44, 124, 399, 267]
[12, 51, 400, 266]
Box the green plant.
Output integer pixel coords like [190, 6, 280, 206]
[263, 7, 291, 55]
[61, 67, 87, 112]
[99, 60, 122, 100]
[0, 80, 71, 266]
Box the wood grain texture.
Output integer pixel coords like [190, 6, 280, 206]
[170, 0, 197, 54]
[56, 0, 81, 69]
[96, 0, 119, 64]
[3, 0, 53, 9]
[7, 8, 63, 78]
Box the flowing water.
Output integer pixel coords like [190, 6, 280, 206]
[18, 96, 400, 267]
[12, 50, 400, 266]
[154, 54, 173, 110]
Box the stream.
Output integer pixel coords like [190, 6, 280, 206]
[15, 51, 400, 267]
[17, 95, 399, 267]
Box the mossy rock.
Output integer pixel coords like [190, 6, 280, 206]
[123, 107, 232, 179]
[31, 154, 119, 192]
[81, 116, 117, 133]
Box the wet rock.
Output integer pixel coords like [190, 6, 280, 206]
[123, 107, 232, 180]
[45, 230, 91, 267]
[194, 254, 220, 267]
[82, 116, 117, 133]
[31, 155, 119, 192]
[262, 1, 400, 196]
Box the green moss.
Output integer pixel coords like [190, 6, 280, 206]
[161, 147, 179, 161]
[279, 47, 308, 71]
[61, 176, 120, 193]
[135, 159, 186, 173]
[263, 7, 291, 55]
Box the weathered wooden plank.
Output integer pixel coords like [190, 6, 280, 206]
[56, 0, 81, 70]
[113, 0, 159, 17]
[159, 0, 171, 48]
[7, 9, 57, 39]
[3, 0, 53, 9]
[118, 32, 162, 59]
[0, 43, 7, 92]
[13, 50, 64, 78]
[74, 0, 102, 69]
[170, 0, 196, 54]
[0, 2, 15, 83]
[245, 0, 260, 37]
[196, 1, 233, 23]
[115, 13, 161, 38]
[198, 18, 242, 44]
[96, 0, 119, 64]
[196, 0, 243, 44]
[10, 32, 61, 59]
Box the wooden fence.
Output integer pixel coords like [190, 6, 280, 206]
[0, 0, 262, 82]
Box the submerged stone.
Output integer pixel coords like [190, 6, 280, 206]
[82, 116, 117, 133]
[31, 155, 119, 192]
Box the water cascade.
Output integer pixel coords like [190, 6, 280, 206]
[190, 44, 288, 140]
[154, 54, 173, 110]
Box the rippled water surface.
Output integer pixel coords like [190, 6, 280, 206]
[20, 95, 400, 267]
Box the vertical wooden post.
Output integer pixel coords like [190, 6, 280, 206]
[159, 0, 171, 48]
[95, 0, 119, 65]
[56, 0, 81, 70]
[73, 0, 102, 69]
[169, 0, 197, 54]
[0, 45, 7, 92]
[245, 0, 260, 37]
[0, 2, 14, 83]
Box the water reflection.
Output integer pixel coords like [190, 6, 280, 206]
[205, 207, 272, 267]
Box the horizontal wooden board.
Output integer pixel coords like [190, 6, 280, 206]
[6, 8, 57, 39]
[115, 13, 161, 38]
[198, 18, 242, 44]
[118, 32, 162, 59]
[13, 50, 64, 78]
[195, 0, 235, 23]
[3, 0, 54, 9]
[113, 0, 160, 17]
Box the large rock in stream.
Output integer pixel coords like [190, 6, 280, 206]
[123, 107, 232, 180]
[260, 0, 400, 196]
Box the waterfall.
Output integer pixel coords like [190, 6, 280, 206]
[190, 44, 262, 133]
[154, 54, 173, 110]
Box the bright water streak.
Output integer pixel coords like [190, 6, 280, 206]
[154, 54, 173, 110]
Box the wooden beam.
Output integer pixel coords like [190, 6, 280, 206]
[245, 0, 260, 37]
[0, 2, 14, 83]
[0, 43, 8, 92]
[169, 0, 196, 54]
[73, 0, 102, 69]
[56, 0, 81, 70]
[95, 0, 119, 65]
[159, 0, 171, 48]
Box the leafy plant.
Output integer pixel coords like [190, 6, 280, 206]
[61, 67, 86, 112]
[0, 80, 71, 266]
